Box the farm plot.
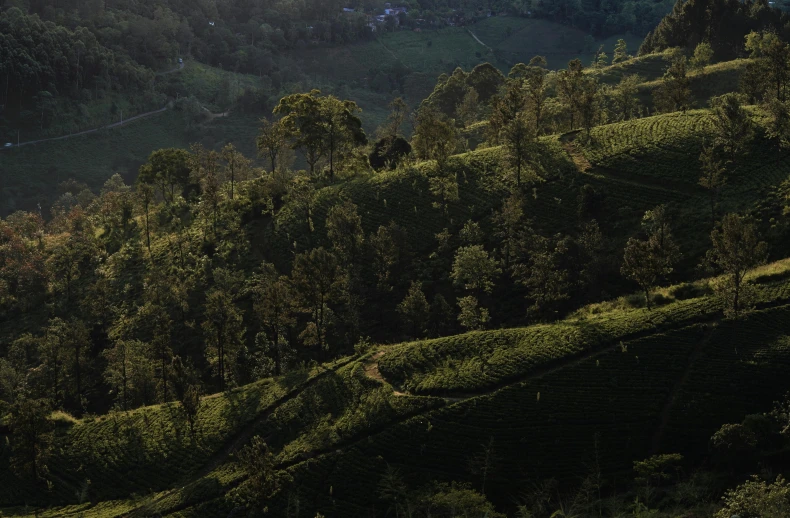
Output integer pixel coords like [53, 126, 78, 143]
[264, 325, 709, 514]
[251, 361, 444, 465]
[0, 365, 341, 507]
[378, 295, 719, 395]
[582, 111, 714, 186]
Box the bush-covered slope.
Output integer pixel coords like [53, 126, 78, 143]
[4, 261, 790, 517]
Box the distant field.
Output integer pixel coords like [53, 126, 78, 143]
[286, 18, 644, 105]
[0, 18, 642, 216]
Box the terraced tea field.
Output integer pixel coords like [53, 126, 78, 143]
[8, 263, 790, 517]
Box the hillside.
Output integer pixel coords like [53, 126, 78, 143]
[7, 2, 790, 513]
[4, 259, 790, 516]
[0, 17, 643, 217]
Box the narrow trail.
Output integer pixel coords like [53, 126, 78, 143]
[467, 30, 492, 51]
[560, 131, 594, 174]
[363, 309, 729, 404]
[377, 38, 400, 61]
[1, 62, 189, 152]
[362, 351, 410, 397]
[149, 317, 724, 517]
[0, 105, 170, 150]
[650, 320, 720, 454]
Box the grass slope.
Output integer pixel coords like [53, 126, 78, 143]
[9, 262, 790, 517]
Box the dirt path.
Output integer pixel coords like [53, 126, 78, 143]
[201, 105, 229, 121]
[0, 106, 170, 150]
[650, 321, 720, 454]
[1, 62, 187, 152]
[157, 62, 185, 76]
[362, 351, 410, 397]
[560, 131, 594, 174]
[467, 30, 492, 51]
[377, 39, 400, 61]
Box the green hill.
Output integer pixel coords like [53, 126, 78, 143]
[4, 260, 790, 517]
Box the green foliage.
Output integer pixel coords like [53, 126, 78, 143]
[137, 148, 192, 203]
[398, 281, 430, 338]
[654, 56, 691, 113]
[640, 0, 790, 60]
[457, 295, 490, 331]
[690, 42, 714, 70]
[706, 214, 768, 316]
[633, 453, 683, 487]
[621, 205, 680, 308]
[8, 398, 53, 482]
[275, 90, 367, 179]
[716, 475, 790, 518]
[451, 245, 500, 295]
[413, 105, 458, 165]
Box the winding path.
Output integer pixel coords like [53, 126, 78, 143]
[0, 62, 186, 152]
[467, 29, 492, 51]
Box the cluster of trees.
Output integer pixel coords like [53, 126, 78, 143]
[517, 0, 674, 37]
[0, 8, 153, 121]
[421, 45, 647, 147]
[0, 71, 768, 428]
[0, 32, 783, 498]
[639, 0, 790, 59]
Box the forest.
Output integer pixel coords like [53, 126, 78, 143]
[5, 0, 790, 515]
[0, 0, 677, 132]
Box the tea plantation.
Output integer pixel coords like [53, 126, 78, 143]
[3, 259, 790, 517]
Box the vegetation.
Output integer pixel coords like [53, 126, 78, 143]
[9, 1, 790, 516]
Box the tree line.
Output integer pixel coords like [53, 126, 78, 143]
[0, 45, 776, 434]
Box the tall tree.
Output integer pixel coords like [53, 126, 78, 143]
[654, 56, 691, 113]
[578, 75, 601, 140]
[699, 143, 727, 227]
[221, 143, 253, 200]
[493, 194, 529, 272]
[456, 87, 480, 128]
[412, 104, 458, 166]
[135, 183, 156, 262]
[8, 397, 52, 482]
[744, 31, 790, 103]
[451, 245, 501, 296]
[202, 288, 244, 391]
[256, 118, 289, 173]
[381, 97, 409, 139]
[326, 199, 365, 266]
[525, 56, 549, 135]
[251, 262, 295, 376]
[690, 42, 713, 70]
[457, 295, 490, 331]
[621, 206, 681, 308]
[705, 214, 768, 316]
[275, 90, 366, 179]
[557, 59, 585, 130]
[613, 39, 629, 64]
[613, 74, 642, 121]
[709, 93, 754, 162]
[137, 148, 191, 204]
[189, 144, 223, 235]
[103, 339, 150, 411]
[397, 281, 430, 338]
[291, 247, 344, 356]
[489, 77, 536, 185]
